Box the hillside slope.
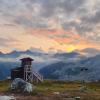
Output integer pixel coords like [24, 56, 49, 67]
[40, 55, 100, 81]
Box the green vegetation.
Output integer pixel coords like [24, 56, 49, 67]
[35, 80, 83, 92]
[0, 80, 100, 100]
[0, 80, 11, 92]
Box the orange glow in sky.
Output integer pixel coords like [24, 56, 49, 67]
[0, 0, 100, 53]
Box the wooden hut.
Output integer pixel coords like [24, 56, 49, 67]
[11, 57, 43, 83]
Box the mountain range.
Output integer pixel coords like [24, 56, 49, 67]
[40, 54, 100, 81]
[0, 48, 100, 81]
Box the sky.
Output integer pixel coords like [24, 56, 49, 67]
[0, 0, 100, 53]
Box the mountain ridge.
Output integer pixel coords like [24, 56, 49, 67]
[39, 54, 100, 81]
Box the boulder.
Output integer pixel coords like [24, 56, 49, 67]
[0, 96, 15, 100]
[11, 78, 34, 93]
[24, 82, 33, 93]
[75, 97, 81, 100]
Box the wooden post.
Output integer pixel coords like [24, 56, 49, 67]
[24, 65, 33, 82]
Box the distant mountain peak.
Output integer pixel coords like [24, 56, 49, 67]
[23, 50, 32, 53]
[54, 51, 81, 58]
[30, 47, 44, 53]
[0, 51, 3, 54]
[0, 51, 4, 55]
[10, 50, 18, 54]
[76, 48, 100, 57]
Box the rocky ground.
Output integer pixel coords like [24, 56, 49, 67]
[0, 80, 100, 100]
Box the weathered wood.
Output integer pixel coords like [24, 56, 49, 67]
[11, 57, 43, 83]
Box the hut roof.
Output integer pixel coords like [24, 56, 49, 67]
[20, 57, 34, 61]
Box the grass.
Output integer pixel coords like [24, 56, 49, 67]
[0, 80, 100, 100]
[35, 80, 82, 92]
[33, 80, 100, 100]
[0, 80, 11, 92]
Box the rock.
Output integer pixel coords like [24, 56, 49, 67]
[53, 92, 60, 95]
[79, 86, 87, 92]
[75, 97, 81, 100]
[0, 96, 15, 100]
[24, 82, 33, 93]
[11, 78, 34, 93]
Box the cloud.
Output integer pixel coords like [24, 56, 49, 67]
[0, 0, 87, 29]
[0, 37, 19, 47]
[0, 37, 11, 47]
[0, 0, 100, 52]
